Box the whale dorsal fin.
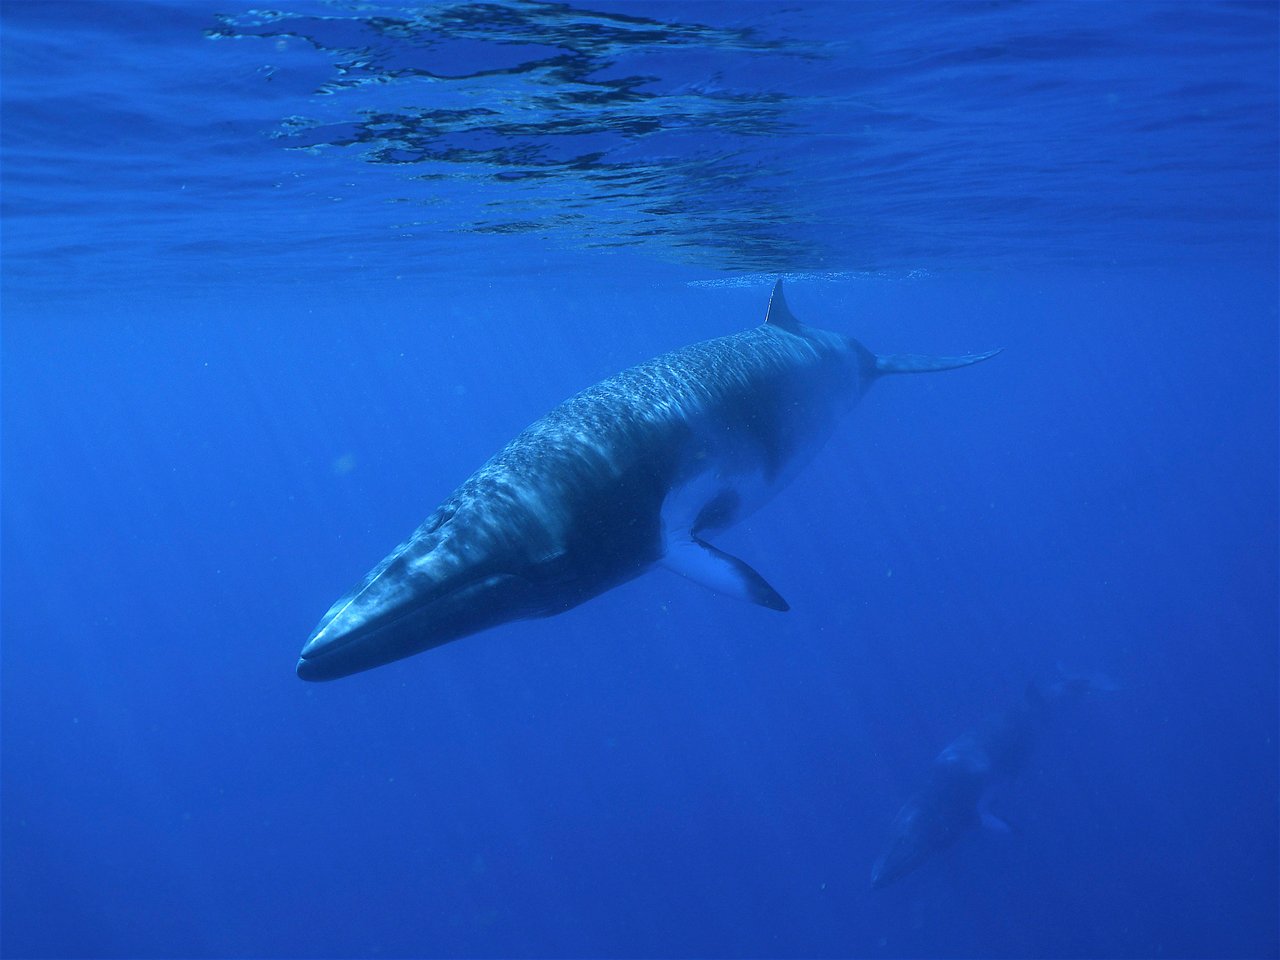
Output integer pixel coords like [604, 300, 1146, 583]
[764, 279, 801, 333]
[978, 791, 1014, 835]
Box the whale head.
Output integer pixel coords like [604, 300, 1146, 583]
[870, 772, 984, 889]
[296, 508, 541, 681]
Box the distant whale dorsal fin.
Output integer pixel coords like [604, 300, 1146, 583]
[978, 791, 1015, 835]
[764, 279, 801, 333]
[1025, 680, 1044, 707]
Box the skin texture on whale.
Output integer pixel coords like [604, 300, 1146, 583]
[298, 281, 998, 681]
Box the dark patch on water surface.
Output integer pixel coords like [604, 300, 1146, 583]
[192, 0, 1280, 278]
[207, 1, 820, 271]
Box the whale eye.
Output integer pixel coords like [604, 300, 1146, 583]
[421, 505, 457, 536]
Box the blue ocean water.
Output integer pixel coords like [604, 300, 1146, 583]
[2, 1, 1277, 957]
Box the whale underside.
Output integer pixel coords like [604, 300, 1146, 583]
[298, 281, 997, 681]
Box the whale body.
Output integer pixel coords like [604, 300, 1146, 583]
[298, 281, 997, 681]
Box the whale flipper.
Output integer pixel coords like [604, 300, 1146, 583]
[662, 537, 790, 611]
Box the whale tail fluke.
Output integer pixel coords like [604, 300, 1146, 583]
[875, 348, 1002, 375]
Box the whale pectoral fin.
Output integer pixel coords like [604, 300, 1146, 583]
[661, 537, 790, 611]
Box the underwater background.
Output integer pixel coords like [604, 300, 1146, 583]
[2, 1, 1277, 957]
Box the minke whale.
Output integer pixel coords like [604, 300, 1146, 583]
[870, 671, 1117, 889]
[298, 280, 997, 681]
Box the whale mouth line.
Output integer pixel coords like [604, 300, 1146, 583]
[298, 572, 521, 667]
[300, 600, 419, 664]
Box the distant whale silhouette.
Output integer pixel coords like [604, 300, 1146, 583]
[871, 671, 1117, 888]
[298, 280, 998, 681]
